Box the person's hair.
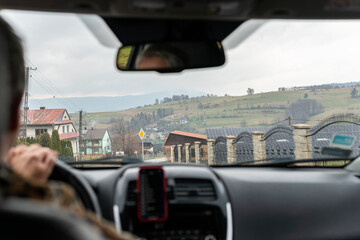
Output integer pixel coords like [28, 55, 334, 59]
[0, 17, 25, 142]
[135, 44, 187, 69]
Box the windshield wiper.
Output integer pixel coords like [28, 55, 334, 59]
[225, 157, 355, 167]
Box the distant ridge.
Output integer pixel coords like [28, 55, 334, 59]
[26, 90, 206, 113]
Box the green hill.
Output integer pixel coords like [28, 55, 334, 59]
[70, 87, 360, 134]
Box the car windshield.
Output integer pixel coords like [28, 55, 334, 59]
[3, 10, 360, 167]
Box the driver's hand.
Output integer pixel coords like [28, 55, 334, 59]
[4, 144, 57, 185]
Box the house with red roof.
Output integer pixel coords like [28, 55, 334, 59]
[164, 130, 207, 146]
[21, 107, 79, 156]
[164, 130, 207, 160]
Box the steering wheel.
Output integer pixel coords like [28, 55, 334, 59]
[49, 160, 102, 216]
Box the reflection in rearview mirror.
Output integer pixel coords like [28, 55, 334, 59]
[116, 41, 225, 73]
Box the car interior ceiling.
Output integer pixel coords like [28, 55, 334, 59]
[2, 0, 360, 20]
[4, 1, 360, 240]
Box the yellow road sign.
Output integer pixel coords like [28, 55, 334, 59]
[138, 128, 145, 140]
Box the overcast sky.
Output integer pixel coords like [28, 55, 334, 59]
[2, 10, 360, 99]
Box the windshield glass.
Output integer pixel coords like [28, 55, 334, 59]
[3, 10, 360, 167]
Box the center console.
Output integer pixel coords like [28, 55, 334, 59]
[113, 166, 230, 240]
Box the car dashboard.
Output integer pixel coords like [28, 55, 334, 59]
[68, 162, 360, 240]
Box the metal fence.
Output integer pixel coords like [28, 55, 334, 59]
[264, 126, 295, 160]
[214, 136, 227, 163]
[235, 132, 254, 162]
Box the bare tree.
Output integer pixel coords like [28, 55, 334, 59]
[111, 118, 127, 151]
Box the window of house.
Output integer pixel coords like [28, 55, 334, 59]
[86, 148, 92, 154]
[35, 129, 47, 137]
[62, 126, 65, 133]
[86, 141, 91, 146]
[67, 125, 69, 133]
[99, 148, 103, 154]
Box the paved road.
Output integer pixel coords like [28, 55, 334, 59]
[145, 157, 169, 163]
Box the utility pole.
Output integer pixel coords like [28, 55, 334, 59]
[288, 116, 292, 127]
[78, 110, 83, 161]
[23, 66, 36, 142]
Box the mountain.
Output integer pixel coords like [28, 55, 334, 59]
[69, 87, 360, 134]
[26, 90, 206, 113]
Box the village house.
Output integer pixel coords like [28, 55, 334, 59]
[164, 130, 207, 161]
[81, 128, 112, 157]
[21, 107, 79, 156]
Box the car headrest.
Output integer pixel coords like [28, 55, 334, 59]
[0, 197, 105, 240]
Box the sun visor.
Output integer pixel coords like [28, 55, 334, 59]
[102, 17, 242, 45]
[78, 14, 121, 48]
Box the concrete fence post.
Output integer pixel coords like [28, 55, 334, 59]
[170, 145, 175, 163]
[226, 136, 236, 164]
[194, 141, 201, 164]
[293, 124, 313, 160]
[252, 131, 266, 161]
[177, 144, 182, 162]
[184, 143, 190, 163]
[207, 139, 215, 165]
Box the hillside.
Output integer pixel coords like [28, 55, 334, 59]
[28, 90, 206, 113]
[70, 87, 360, 134]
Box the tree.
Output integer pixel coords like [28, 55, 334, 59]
[111, 118, 128, 152]
[39, 132, 51, 148]
[50, 130, 62, 154]
[62, 140, 74, 156]
[154, 99, 159, 105]
[304, 93, 308, 99]
[240, 119, 248, 127]
[63, 147, 73, 158]
[247, 88, 254, 95]
[351, 88, 358, 98]
[285, 99, 324, 124]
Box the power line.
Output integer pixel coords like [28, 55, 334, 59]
[28, 94, 47, 107]
[30, 76, 77, 111]
[30, 70, 84, 110]
[24, 57, 87, 111]
[31, 73, 81, 111]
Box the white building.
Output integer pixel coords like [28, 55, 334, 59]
[21, 107, 79, 156]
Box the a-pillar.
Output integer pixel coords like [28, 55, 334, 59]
[293, 124, 313, 160]
[252, 131, 266, 161]
[184, 143, 190, 163]
[194, 141, 201, 164]
[170, 145, 175, 163]
[226, 136, 236, 164]
[177, 144, 182, 162]
[207, 139, 215, 165]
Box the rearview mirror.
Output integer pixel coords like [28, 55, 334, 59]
[116, 41, 225, 73]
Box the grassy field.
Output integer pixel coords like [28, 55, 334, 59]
[70, 87, 360, 134]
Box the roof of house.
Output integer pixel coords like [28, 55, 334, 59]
[205, 127, 271, 139]
[164, 130, 207, 146]
[83, 129, 108, 140]
[60, 132, 79, 140]
[21, 108, 70, 125]
[170, 130, 207, 140]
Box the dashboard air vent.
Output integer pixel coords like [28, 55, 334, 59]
[174, 179, 216, 201]
[126, 181, 137, 202]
